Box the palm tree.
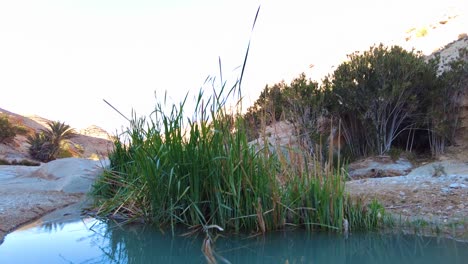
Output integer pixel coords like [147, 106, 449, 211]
[27, 121, 76, 162]
[27, 132, 54, 162]
[43, 121, 76, 159]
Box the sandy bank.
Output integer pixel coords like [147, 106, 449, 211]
[0, 158, 108, 244]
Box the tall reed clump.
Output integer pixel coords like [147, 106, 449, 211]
[92, 81, 386, 234]
[93, 83, 284, 234]
[274, 121, 386, 232]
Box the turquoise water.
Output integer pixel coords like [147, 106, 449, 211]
[0, 218, 467, 264]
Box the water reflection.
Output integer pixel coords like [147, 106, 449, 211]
[96, 221, 207, 263]
[0, 218, 467, 264]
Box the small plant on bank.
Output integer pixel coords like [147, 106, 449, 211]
[432, 164, 447, 177]
[56, 143, 76, 159]
[388, 148, 403, 162]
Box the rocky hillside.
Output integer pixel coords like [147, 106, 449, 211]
[0, 108, 114, 162]
[406, 8, 468, 156]
[426, 36, 468, 160]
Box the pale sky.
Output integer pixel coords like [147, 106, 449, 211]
[0, 0, 465, 133]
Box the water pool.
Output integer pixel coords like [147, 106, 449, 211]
[0, 218, 467, 263]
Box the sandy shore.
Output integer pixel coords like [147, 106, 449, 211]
[0, 158, 108, 244]
[346, 159, 468, 239]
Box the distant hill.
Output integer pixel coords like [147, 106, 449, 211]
[0, 108, 114, 162]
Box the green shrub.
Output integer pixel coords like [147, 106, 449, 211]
[0, 115, 16, 143]
[388, 148, 403, 161]
[250, 44, 466, 160]
[73, 143, 85, 154]
[426, 48, 468, 157]
[53, 142, 85, 159]
[324, 44, 439, 157]
[0, 115, 20, 143]
[56, 149, 74, 159]
[14, 125, 29, 136]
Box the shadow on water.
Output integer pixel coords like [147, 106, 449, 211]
[0, 218, 467, 264]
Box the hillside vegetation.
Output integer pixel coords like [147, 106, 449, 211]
[244, 40, 467, 161]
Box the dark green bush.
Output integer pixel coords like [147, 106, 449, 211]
[425, 48, 468, 156]
[0, 115, 27, 143]
[11, 159, 40, 166]
[245, 44, 467, 160]
[0, 115, 16, 143]
[0, 158, 40, 166]
[324, 44, 439, 157]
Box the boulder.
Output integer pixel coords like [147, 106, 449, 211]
[26, 157, 109, 193]
[347, 156, 413, 179]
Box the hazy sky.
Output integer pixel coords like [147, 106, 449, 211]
[0, 0, 465, 133]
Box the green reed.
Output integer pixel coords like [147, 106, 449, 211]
[92, 79, 385, 234]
